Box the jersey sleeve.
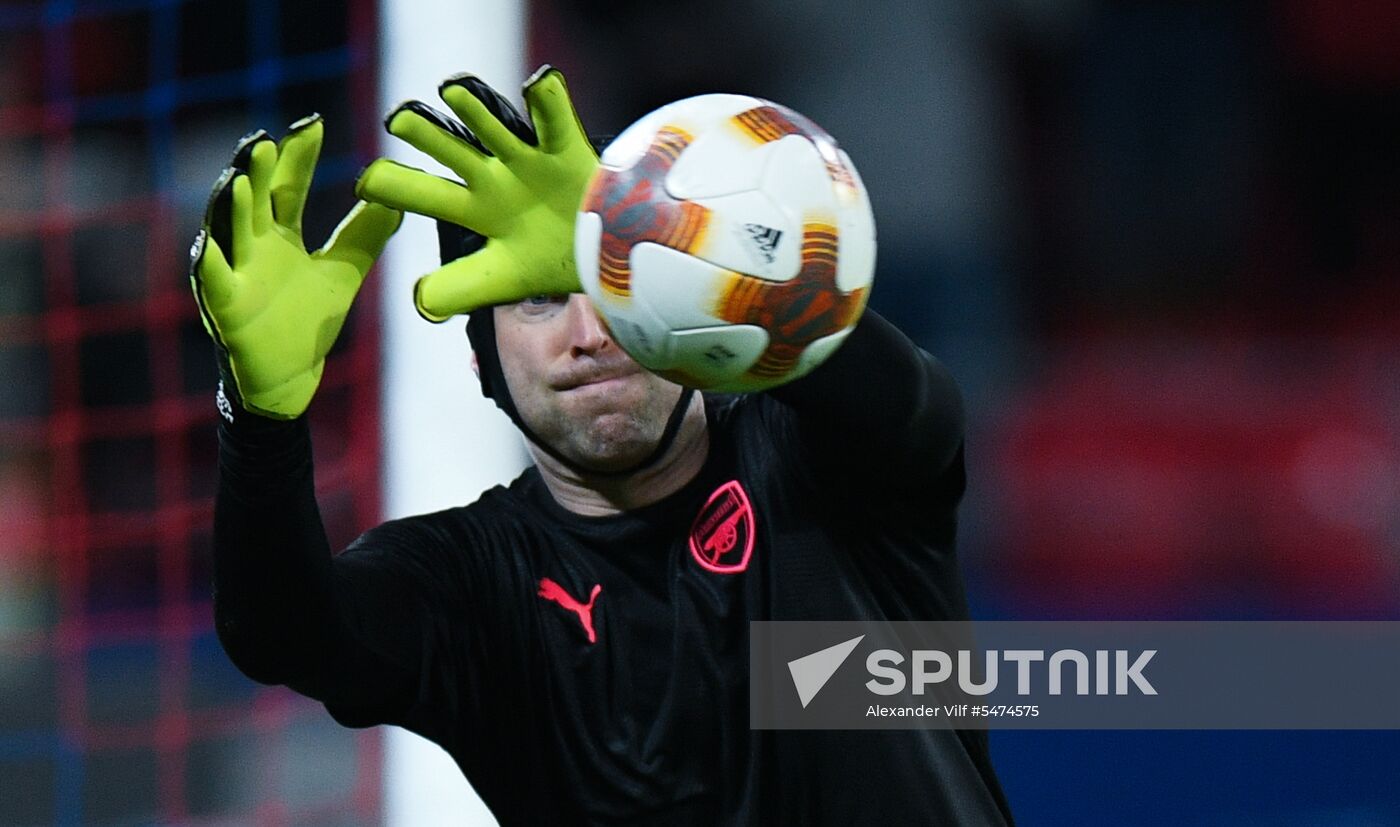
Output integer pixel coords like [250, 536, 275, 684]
[212, 410, 486, 744]
[760, 309, 966, 503]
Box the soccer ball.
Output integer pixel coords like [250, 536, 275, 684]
[574, 93, 876, 392]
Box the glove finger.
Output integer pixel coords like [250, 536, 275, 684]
[190, 231, 237, 314]
[356, 158, 500, 233]
[414, 243, 529, 321]
[226, 128, 270, 174]
[319, 200, 403, 276]
[230, 173, 256, 267]
[270, 113, 323, 234]
[202, 166, 239, 264]
[523, 65, 592, 157]
[439, 75, 533, 161]
[440, 75, 537, 145]
[385, 101, 491, 185]
[248, 138, 277, 236]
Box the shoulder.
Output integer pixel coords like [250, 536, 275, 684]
[702, 389, 805, 461]
[337, 470, 544, 572]
[703, 391, 782, 438]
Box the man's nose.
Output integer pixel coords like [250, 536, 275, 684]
[565, 294, 612, 356]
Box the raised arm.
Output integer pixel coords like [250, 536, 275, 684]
[213, 416, 407, 714]
[189, 118, 438, 724]
[213, 412, 469, 733]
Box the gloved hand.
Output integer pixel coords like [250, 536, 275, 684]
[355, 65, 597, 321]
[189, 115, 402, 420]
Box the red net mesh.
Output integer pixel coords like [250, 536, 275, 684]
[0, 0, 384, 822]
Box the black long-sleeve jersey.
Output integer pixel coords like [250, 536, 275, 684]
[212, 311, 1015, 826]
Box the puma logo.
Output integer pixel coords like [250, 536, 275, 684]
[537, 577, 602, 644]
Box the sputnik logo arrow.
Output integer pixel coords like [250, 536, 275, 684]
[787, 635, 865, 708]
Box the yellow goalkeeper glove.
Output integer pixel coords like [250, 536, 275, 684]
[189, 116, 402, 420]
[355, 65, 597, 321]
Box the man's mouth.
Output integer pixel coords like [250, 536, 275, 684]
[555, 366, 640, 392]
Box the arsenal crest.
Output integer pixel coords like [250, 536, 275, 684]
[688, 480, 755, 574]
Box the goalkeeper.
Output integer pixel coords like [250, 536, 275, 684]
[196, 66, 1014, 826]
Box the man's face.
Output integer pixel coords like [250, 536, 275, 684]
[493, 294, 685, 473]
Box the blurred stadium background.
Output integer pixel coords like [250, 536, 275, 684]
[1, 0, 1397, 824]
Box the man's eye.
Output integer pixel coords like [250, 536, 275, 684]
[521, 294, 567, 311]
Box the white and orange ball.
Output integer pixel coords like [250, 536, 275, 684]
[574, 93, 876, 392]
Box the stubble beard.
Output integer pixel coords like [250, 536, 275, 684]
[536, 377, 682, 473]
